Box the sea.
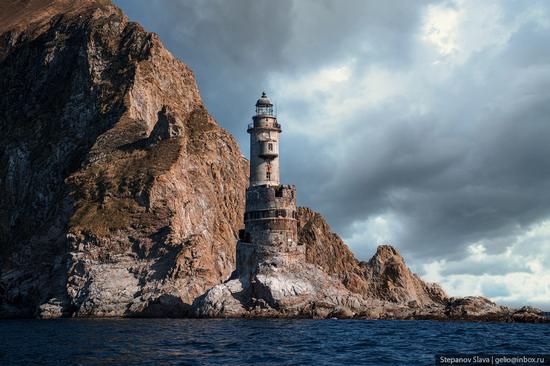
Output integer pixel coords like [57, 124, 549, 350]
[0, 318, 549, 365]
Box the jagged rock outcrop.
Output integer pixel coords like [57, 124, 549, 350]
[194, 219, 369, 318]
[0, 0, 247, 318]
[361, 245, 448, 306]
[193, 254, 369, 319]
[297, 207, 370, 295]
[1, 0, 546, 322]
[298, 208, 448, 307]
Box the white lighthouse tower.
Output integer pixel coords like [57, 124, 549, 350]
[247, 92, 281, 186]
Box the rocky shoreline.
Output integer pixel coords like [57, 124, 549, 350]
[0, 0, 547, 323]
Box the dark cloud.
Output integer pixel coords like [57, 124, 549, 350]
[440, 257, 533, 277]
[268, 10, 550, 263]
[114, 0, 430, 146]
[115, 0, 294, 147]
[112, 0, 550, 276]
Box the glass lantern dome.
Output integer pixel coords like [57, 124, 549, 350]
[255, 92, 274, 116]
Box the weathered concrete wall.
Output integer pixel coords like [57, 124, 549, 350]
[245, 184, 296, 212]
[235, 240, 305, 274]
[239, 184, 304, 273]
[248, 115, 281, 186]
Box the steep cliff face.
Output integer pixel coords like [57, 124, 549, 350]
[297, 207, 368, 294]
[361, 245, 448, 306]
[0, 0, 247, 317]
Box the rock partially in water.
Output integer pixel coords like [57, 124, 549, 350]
[194, 247, 368, 318]
[194, 213, 547, 322]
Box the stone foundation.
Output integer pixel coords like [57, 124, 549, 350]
[239, 184, 305, 267]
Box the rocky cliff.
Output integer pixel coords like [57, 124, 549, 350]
[1, 0, 247, 318]
[1, 0, 546, 322]
[298, 208, 448, 307]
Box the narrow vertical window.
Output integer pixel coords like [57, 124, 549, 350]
[266, 172, 271, 180]
[268, 143, 273, 151]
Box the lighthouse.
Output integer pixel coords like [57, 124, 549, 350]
[247, 92, 281, 186]
[237, 92, 305, 272]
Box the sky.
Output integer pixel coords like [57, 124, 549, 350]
[113, 0, 550, 310]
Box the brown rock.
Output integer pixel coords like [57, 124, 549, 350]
[362, 245, 448, 306]
[194, 209, 452, 319]
[509, 306, 549, 323]
[298, 208, 448, 307]
[298, 207, 369, 295]
[0, 0, 246, 317]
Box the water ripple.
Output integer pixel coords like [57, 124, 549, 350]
[0, 319, 548, 365]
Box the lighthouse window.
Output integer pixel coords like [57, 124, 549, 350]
[266, 172, 271, 180]
[268, 143, 273, 151]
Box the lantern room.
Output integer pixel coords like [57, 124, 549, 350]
[255, 91, 274, 116]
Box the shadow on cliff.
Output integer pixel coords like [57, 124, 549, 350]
[118, 106, 182, 152]
[129, 226, 184, 285]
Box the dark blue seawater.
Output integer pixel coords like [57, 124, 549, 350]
[0, 319, 549, 365]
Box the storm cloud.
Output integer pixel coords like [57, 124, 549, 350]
[113, 0, 550, 309]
